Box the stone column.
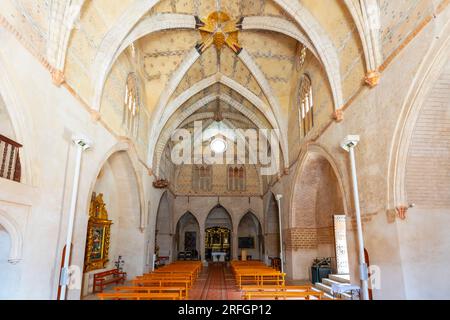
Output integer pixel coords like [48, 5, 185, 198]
[232, 226, 239, 260]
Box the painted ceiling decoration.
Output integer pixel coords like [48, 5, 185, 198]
[10, 0, 404, 179]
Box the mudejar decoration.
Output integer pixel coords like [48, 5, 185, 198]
[84, 192, 113, 272]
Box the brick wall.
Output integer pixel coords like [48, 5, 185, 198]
[285, 228, 317, 250]
[406, 60, 450, 208]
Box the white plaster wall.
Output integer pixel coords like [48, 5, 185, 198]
[0, 27, 156, 300]
[0, 95, 15, 138]
[397, 209, 450, 299]
[0, 225, 20, 299]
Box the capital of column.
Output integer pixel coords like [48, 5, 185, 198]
[365, 70, 381, 88]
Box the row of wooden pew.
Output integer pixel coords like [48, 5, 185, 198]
[231, 260, 286, 289]
[97, 261, 202, 300]
[231, 261, 329, 300]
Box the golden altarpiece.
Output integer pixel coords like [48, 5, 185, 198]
[205, 227, 230, 261]
[83, 193, 113, 272]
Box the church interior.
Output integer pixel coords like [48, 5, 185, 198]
[0, 0, 449, 301]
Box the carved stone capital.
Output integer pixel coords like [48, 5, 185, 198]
[90, 110, 101, 121]
[153, 179, 169, 189]
[365, 70, 381, 88]
[51, 69, 65, 87]
[396, 206, 408, 220]
[333, 109, 344, 122]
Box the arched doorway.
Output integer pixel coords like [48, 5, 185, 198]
[205, 205, 232, 262]
[237, 212, 263, 261]
[80, 151, 144, 297]
[290, 152, 347, 281]
[265, 194, 280, 266]
[174, 212, 200, 261]
[0, 225, 16, 299]
[0, 210, 23, 299]
[155, 192, 173, 265]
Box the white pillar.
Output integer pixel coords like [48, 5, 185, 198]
[59, 136, 91, 300]
[275, 194, 284, 274]
[341, 135, 369, 300]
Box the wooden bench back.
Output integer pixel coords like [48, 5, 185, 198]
[97, 292, 180, 300]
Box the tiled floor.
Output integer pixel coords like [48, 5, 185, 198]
[190, 262, 242, 300]
[83, 263, 314, 300]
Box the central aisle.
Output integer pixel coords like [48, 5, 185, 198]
[190, 262, 242, 300]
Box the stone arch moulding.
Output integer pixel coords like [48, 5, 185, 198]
[205, 203, 235, 232]
[153, 93, 277, 176]
[387, 20, 450, 211]
[272, 0, 344, 109]
[148, 76, 289, 171]
[237, 210, 264, 234]
[0, 210, 23, 264]
[83, 141, 146, 232]
[343, 0, 382, 84]
[91, 7, 344, 113]
[142, 48, 288, 167]
[289, 143, 350, 228]
[47, 0, 87, 84]
[0, 52, 33, 185]
[173, 211, 202, 236]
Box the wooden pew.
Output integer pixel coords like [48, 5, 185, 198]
[243, 290, 324, 300]
[235, 271, 286, 288]
[97, 292, 180, 300]
[241, 285, 313, 292]
[93, 269, 127, 293]
[136, 274, 193, 287]
[131, 278, 191, 293]
[114, 286, 187, 300]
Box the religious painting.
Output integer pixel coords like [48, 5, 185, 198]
[238, 237, 255, 249]
[184, 232, 197, 251]
[84, 193, 113, 272]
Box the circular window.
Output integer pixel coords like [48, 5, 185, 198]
[210, 138, 227, 154]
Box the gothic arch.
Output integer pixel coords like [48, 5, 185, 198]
[0, 209, 23, 263]
[290, 144, 349, 227]
[388, 20, 450, 210]
[205, 204, 234, 231]
[0, 54, 33, 184]
[83, 142, 146, 230]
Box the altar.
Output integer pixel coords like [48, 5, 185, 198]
[205, 227, 231, 261]
[211, 252, 226, 262]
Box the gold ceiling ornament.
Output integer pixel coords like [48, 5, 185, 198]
[195, 11, 243, 55]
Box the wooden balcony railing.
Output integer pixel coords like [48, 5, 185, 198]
[0, 134, 22, 182]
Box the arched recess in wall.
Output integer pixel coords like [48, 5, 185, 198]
[0, 210, 23, 299]
[387, 30, 450, 299]
[289, 149, 348, 281]
[174, 212, 200, 261]
[264, 194, 280, 265]
[205, 205, 233, 261]
[0, 56, 32, 185]
[237, 212, 263, 261]
[155, 191, 173, 263]
[78, 150, 145, 298]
